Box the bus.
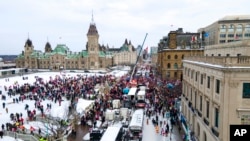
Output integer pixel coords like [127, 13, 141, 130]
[128, 109, 144, 141]
[100, 124, 124, 141]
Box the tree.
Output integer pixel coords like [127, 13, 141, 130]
[37, 106, 70, 141]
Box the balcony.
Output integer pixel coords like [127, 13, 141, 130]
[203, 117, 209, 126]
[211, 127, 219, 137]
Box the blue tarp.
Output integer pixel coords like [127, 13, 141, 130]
[123, 87, 130, 94]
[167, 83, 174, 89]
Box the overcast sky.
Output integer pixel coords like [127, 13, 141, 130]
[0, 0, 249, 55]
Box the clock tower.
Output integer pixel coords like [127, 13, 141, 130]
[87, 13, 100, 69]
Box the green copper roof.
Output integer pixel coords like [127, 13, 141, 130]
[51, 44, 69, 55]
[120, 44, 129, 52]
[17, 54, 24, 59]
[99, 51, 106, 57]
[66, 53, 80, 59]
[30, 50, 43, 58]
[81, 50, 89, 57]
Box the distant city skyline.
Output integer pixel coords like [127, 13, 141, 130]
[0, 0, 249, 55]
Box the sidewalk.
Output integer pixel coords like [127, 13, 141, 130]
[158, 115, 183, 141]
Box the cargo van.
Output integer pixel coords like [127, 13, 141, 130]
[112, 99, 121, 109]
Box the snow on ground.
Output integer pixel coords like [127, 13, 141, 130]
[0, 68, 130, 140]
[0, 72, 102, 137]
[76, 99, 94, 116]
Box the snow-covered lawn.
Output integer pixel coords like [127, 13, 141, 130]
[0, 68, 130, 140]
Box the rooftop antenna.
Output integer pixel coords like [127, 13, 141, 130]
[47, 36, 49, 42]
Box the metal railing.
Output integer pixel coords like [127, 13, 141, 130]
[4, 130, 38, 141]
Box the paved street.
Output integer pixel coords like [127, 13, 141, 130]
[143, 115, 183, 141]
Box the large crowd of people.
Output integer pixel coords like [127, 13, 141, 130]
[0, 65, 184, 140]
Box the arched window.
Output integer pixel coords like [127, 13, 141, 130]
[245, 24, 250, 33]
[167, 63, 171, 68]
[182, 54, 184, 59]
[220, 25, 226, 32]
[236, 24, 243, 32]
[175, 55, 178, 59]
[174, 63, 178, 69]
[167, 55, 171, 59]
[228, 24, 235, 32]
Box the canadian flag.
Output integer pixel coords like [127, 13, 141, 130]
[191, 35, 197, 42]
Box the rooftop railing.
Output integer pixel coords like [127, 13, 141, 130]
[184, 56, 250, 67]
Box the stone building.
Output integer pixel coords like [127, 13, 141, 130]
[150, 47, 158, 67]
[157, 28, 204, 80]
[15, 18, 113, 70]
[198, 15, 250, 47]
[181, 15, 250, 141]
[112, 39, 137, 65]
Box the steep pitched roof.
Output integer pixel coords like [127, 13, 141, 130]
[87, 24, 98, 36]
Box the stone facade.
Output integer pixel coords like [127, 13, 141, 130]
[198, 15, 250, 47]
[113, 39, 137, 65]
[15, 20, 123, 70]
[182, 15, 250, 141]
[157, 28, 204, 80]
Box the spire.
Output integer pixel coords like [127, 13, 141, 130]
[91, 10, 95, 24]
[87, 11, 98, 36]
